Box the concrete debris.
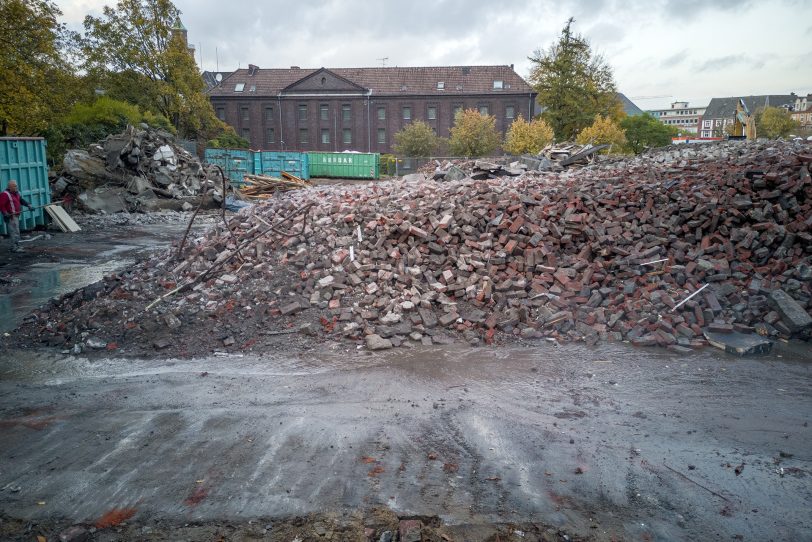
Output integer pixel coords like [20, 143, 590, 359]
[10, 140, 812, 357]
[703, 330, 773, 355]
[53, 125, 225, 214]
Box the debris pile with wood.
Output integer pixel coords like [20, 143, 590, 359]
[241, 172, 312, 200]
[50, 125, 225, 214]
[9, 140, 811, 358]
[426, 143, 612, 182]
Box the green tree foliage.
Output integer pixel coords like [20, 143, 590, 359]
[448, 109, 501, 157]
[207, 130, 250, 150]
[529, 18, 623, 141]
[393, 121, 442, 157]
[81, 0, 224, 140]
[44, 97, 174, 164]
[503, 115, 555, 155]
[620, 113, 679, 153]
[0, 0, 82, 135]
[756, 106, 799, 139]
[576, 115, 628, 154]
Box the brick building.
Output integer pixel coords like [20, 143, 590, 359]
[207, 65, 536, 154]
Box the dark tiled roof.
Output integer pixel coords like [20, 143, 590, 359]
[202, 71, 233, 90]
[617, 93, 643, 116]
[703, 95, 797, 119]
[208, 66, 533, 97]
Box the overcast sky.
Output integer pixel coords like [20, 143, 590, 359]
[55, 0, 811, 110]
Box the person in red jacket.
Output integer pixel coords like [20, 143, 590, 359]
[1, 180, 32, 253]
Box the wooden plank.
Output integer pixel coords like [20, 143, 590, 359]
[44, 204, 69, 232]
[50, 205, 81, 232]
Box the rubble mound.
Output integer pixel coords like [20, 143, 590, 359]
[8, 141, 812, 357]
[53, 125, 224, 214]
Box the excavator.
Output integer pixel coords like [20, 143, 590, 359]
[729, 98, 757, 140]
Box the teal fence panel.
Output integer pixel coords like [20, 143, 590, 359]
[0, 137, 50, 234]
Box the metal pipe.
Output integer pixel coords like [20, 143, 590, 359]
[367, 91, 372, 152]
[277, 94, 283, 150]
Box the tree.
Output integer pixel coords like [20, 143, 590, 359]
[503, 115, 555, 155]
[207, 130, 250, 150]
[576, 115, 628, 154]
[448, 109, 501, 157]
[81, 0, 224, 140]
[44, 96, 175, 163]
[756, 106, 799, 139]
[0, 0, 82, 135]
[620, 113, 679, 153]
[528, 18, 623, 141]
[393, 121, 442, 157]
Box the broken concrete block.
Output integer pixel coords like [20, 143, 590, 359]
[366, 334, 393, 351]
[769, 289, 812, 333]
[704, 330, 772, 355]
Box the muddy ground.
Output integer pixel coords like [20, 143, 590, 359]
[1, 215, 811, 541]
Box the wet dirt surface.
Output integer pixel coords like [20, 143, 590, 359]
[0, 223, 194, 333]
[1, 342, 810, 541]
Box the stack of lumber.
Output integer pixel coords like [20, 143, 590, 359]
[241, 172, 311, 200]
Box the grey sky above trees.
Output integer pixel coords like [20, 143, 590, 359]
[55, 0, 811, 110]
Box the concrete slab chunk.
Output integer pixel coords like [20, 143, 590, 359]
[769, 289, 812, 333]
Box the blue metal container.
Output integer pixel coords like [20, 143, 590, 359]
[0, 137, 51, 234]
[203, 148, 253, 185]
[256, 151, 310, 180]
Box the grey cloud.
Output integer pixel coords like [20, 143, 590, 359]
[660, 50, 688, 68]
[695, 54, 764, 72]
[662, 0, 754, 20]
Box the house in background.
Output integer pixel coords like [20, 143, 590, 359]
[700, 94, 797, 137]
[203, 71, 234, 91]
[647, 101, 706, 135]
[793, 93, 812, 112]
[207, 65, 536, 154]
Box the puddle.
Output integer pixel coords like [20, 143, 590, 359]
[0, 257, 135, 333]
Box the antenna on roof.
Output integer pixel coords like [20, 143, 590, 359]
[377, 57, 388, 67]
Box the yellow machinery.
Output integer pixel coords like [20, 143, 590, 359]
[730, 98, 757, 140]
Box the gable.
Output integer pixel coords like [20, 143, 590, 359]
[282, 68, 367, 95]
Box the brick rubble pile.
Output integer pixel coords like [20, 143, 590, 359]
[11, 141, 812, 357]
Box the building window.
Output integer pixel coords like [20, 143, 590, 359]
[321, 128, 330, 144]
[505, 106, 515, 119]
[235, 83, 245, 92]
[428, 106, 437, 120]
[342, 104, 351, 122]
[217, 107, 225, 121]
[299, 128, 308, 144]
[437, 82, 445, 90]
[241, 127, 250, 139]
[403, 106, 411, 120]
[266, 127, 275, 144]
[479, 105, 489, 115]
[493, 80, 503, 89]
[453, 105, 463, 120]
[343, 128, 352, 145]
[298, 105, 308, 121]
[715, 119, 721, 127]
[265, 106, 274, 122]
[377, 128, 386, 144]
[320, 104, 329, 121]
[377, 107, 386, 120]
[241, 106, 249, 122]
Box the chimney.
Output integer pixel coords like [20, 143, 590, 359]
[510, 63, 514, 70]
[290, 66, 300, 69]
[248, 64, 259, 76]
